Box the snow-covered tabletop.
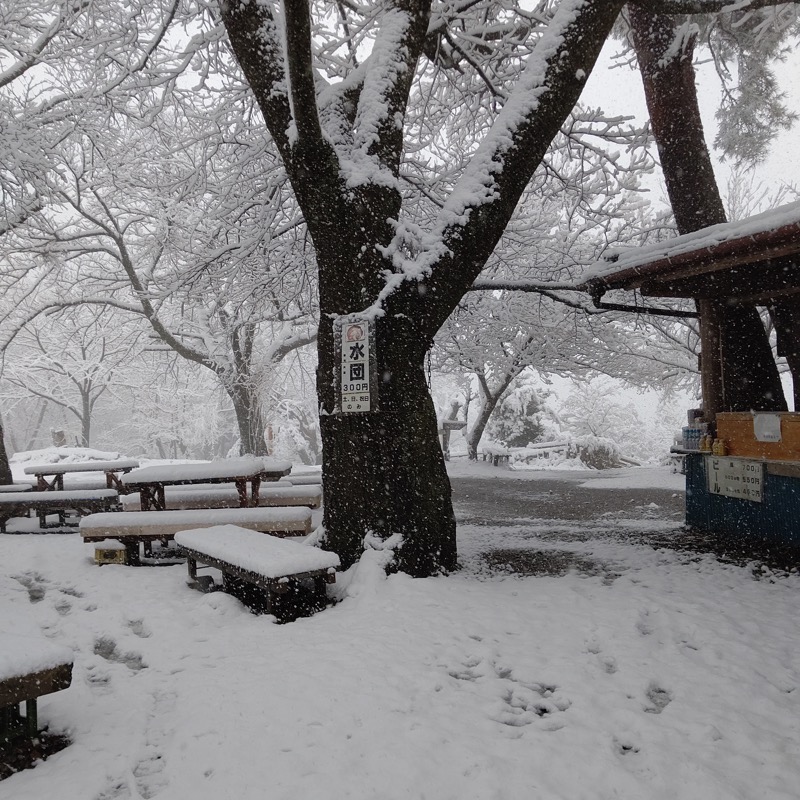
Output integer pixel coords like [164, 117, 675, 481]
[120, 484, 321, 511]
[0, 633, 73, 683]
[174, 525, 340, 578]
[23, 459, 140, 475]
[0, 489, 119, 505]
[122, 457, 292, 486]
[79, 507, 312, 536]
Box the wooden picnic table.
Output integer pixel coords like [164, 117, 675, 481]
[23, 459, 140, 492]
[120, 457, 292, 511]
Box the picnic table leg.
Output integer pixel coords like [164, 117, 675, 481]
[125, 541, 141, 567]
[250, 478, 261, 507]
[25, 699, 38, 739]
[235, 479, 248, 507]
[263, 584, 274, 616]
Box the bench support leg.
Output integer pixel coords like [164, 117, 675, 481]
[125, 541, 140, 567]
[25, 699, 37, 739]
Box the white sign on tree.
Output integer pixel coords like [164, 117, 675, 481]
[336, 318, 375, 413]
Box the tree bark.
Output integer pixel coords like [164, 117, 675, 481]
[629, 6, 786, 418]
[81, 390, 91, 448]
[0, 421, 13, 485]
[772, 303, 800, 409]
[230, 383, 269, 457]
[466, 373, 514, 460]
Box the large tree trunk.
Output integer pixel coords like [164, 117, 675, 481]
[316, 248, 458, 574]
[320, 353, 457, 575]
[80, 391, 91, 447]
[772, 303, 800, 410]
[0, 421, 13, 485]
[629, 6, 786, 418]
[230, 383, 268, 457]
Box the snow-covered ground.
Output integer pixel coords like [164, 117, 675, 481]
[1, 463, 798, 799]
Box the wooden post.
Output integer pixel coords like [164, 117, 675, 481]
[699, 299, 725, 426]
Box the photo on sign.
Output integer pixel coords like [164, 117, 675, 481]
[346, 324, 365, 342]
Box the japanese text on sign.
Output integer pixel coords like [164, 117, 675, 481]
[706, 456, 764, 503]
[339, 320, 372, 413]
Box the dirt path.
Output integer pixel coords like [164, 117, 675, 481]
[451, 476, 684, 526]
[449, 470, 799, 573]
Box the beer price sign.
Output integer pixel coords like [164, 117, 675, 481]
[336, 318, 375, 413]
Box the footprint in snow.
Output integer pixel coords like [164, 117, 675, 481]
[127, 618, 152, 638]
[94, 636, 147, 671]
[644, 683, 673, 714]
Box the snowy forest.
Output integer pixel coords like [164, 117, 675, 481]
[1, 1, 798, 571]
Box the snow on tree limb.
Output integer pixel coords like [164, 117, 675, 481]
[219, 0, 293, 161]
[638, 0, 800, 13]
[375, 0, 626, 338]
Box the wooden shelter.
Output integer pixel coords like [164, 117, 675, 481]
[581, 200, 800, 550]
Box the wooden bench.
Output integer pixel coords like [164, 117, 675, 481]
[23, 459, 139, 492]
[1, 634, 73, 746]
[174, 524, 340, 615]
[0, 489, 120, 532]
[120, 484, 322, 512]
[80, 507, 313, 565]
[481, 445, 511, 466]
[121, 457, 292, 510]
[0, 483, 33, 493]
[277, 474, 322, 486]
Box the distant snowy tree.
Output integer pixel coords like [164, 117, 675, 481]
[1, 308, 145, 447]
[486, 379, 547, 449]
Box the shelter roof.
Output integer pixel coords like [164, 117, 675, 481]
[582, 200, 800, 304]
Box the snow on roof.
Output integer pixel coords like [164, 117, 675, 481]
[174, 525, 340, 578]
[0, 633, 73, 683]
[0, 489, 118, 504]
[79, 507, 312, 529]
[23, 459, 139, 475]
[583, 199, 800, 287]
[123, 458, 292, 485]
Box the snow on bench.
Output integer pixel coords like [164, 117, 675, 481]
[481, 445, 511, 466]
[120, 484, 322, 512]
[0, 483, 33, 493]
[277, 474, 322, 486]
[23, 459, 139, 475]
[0, 633, 73, 743]
[122, 457, 292, 485]
[0, 489, 120, 532]
[80, 507, 313, 565]
[174, 524, 340, 615]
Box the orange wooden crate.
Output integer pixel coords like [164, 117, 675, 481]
[716, 412, 800, 461]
